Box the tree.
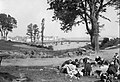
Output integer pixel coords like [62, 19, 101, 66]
[26, 23, 33, 42]
[47, 0, 113, 53]
[0, 13, 17, 40]
[26, 23, 39, 43]
[41, 18, 45, 46]
[33, 24, 39, 42]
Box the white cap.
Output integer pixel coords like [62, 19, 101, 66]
[87, 60, 90, 63]
[101, 58, 104, 61]
[111, 62, 114, 65]
[96, 56, 99, 58]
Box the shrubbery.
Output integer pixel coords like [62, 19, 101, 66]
[100, 38, 109, 47]
[82, 37, 120, 50]
[27, 43, 54, 50]
[100, 37, 120, 49]
[47, 45, 53, 50]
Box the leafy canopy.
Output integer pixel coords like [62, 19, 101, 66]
[0, 13, 17, 32]
[47, 0, 113, 33]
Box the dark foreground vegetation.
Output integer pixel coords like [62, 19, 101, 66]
[0, 66, 101, 82]
[100, 37, 120, 49]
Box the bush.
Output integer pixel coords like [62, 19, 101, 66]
[100, 37, 109, 47]
[47, 45, 53, 50]
[36, 45, 43, 48]
[100, 37, 120, 49]
[30, 55, 36, 58]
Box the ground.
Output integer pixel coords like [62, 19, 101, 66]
[0, 48, 119, 82]
[0, 66, 100, 82]
[0, 40, 119, 82]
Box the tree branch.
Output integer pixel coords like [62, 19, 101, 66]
[80, 1, 92, 20]
[96, 0, 104, 16]
[102, 0, 113, 7]
[99, 14, 111, 22]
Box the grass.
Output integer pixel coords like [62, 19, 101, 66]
[0, 40, 85, 58]
[0, 40, 120, 82]
[0, 66, 100, 82]
[0, 40, 58, 58]
[0, 40, 22, 50]
[0, 40, 46, 51]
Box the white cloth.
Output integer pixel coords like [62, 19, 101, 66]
[100, 65, 109, 73]
[63, 64, 78, 77]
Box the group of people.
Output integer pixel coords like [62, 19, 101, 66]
[58, 53, 120, 81]
[59, 56, 92, 78]
[60, 58, 83, 78]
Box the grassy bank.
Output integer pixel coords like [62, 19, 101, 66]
[0, 66, 99, 82]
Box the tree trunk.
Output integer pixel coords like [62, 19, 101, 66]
[4, 30, 8, 40]
[0, 31, 3, 40]
[41, 18, 45, 47]
[33, 34, 36, 43]
[91, 0, 99, 54]
[94, 21, 99, 54]
[33, 36, 35, 43]
[3, 30, 6, 40]
[37, 34, 39, 42]
[90, 34, 95, 49]
[6, 31, 8, 40]
[92, 17, 99, 54]
[30, 33, 33, 42]
[41, 33, 44, 46]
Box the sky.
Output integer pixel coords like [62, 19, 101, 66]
[0, 0, 119, 38]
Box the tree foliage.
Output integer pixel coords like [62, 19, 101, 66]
[33, 24, 39, 42]
[41, 18, 45, 46]
[0, 13, 17, 40]
[47, 0, 113, 48]
[26, 23, 39, 42]
[111, 0, 120, 22]
[112, 0, 120, 10]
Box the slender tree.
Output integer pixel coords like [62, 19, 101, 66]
[36, 30, 40, 42]
[26, 23, 33, 42]
[47, 0, 113, 53]
[33, 24, 39, 42]
[41, 18, 45, 46]
[26, 23, 39, 43]
[0, 13, 17, 40]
